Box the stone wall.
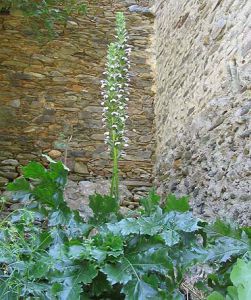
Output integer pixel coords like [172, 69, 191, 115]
[153, 0, 251, 225]
[0, 1, 155, 189]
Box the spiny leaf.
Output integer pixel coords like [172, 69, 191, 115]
[107, 217, 140, 235]
[107, 210, 200, 237]
[231, 259, 251, 286]
[164, 194, 190, 213]
[206, 219, 243, 239]
[93, 233, 124, 258]
[89, 194, 119, 225]
[22, 161, 46, 180]
[165, 211, 199, 233]
[159, 230, 180, 246]
[127, 247, 173, 276]
[64, 263, 98, 285]
[226, 286, 238, 300]
[207, 291, 225, 300]
[48, 208, 72, 226]
[122, 280, 158, 300]
[58, 280, 82, 300]
[206, 235, 250, 263]
[102, 259, 132, 285]
[140, 189, 160, 215]
[7, 177, 30, 192]
[7, 178, 31, 201]
[0, 283, 18, 300]
[68, 244, 88, 260]
[89, 273, 113, 297]
[49, 162, 68, 186]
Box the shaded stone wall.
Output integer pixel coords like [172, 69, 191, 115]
[0, 1, 155, 188]
[153, 0, 251, 225]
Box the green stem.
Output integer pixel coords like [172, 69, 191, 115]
[110, 146, 119, 201]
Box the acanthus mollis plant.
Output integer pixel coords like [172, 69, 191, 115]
[101, 12, 131, 201]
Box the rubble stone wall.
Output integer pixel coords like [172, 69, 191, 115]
[153, 0, 251, 225]
[0, 0, 155, 189]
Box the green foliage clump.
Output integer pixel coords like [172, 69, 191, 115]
[0, 160, 250, 299]
[0, 0, 87, 37]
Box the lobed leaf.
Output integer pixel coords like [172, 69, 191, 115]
[89, 194, 119, 225]
[164, 194, 190, 213]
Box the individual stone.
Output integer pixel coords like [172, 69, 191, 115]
[9, 99, 21, 108]
[74, 161, 89, 174]
[0, 171, 18, 180]
[129, 5, 152, 16]
[0, 177, 8, 187]
[1, 159, 19, 166]
[48, 150, 62, 159]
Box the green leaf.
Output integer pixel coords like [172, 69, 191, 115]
[58, 280, 82, 300]
[33, 185, 64, 208]
[205, 220, 250, 263]
[22, 282, 50, 297]
[236, 284, 251, 300]
[7, 177, 31, 201]
[230, 259, 251, 300]
[7, 177, 30, 192]
[89, 194, 119, 225]
[164, 194, 190, 213]
[128, 247, 173, 276]
[138, 210, 166, 235]
[64, 263, 98, 285]
[68, 244, 88, 260]
[230, 259, 251, 286]
[107, 210, 199, 237]
[42, 154, 70, 171]
[165, 211, 199, 232]
[93, 233, 124, 258]
[107, 217, 140, 235]
[206, 236, 250, 263]
[49, 208, 72, 226]
[140, 189, 160, 215]
[0, 282, 19, 300]
[207, 291, 225, 300]
[89, 273, 113, 297]
[22, 161, 46, 179]
[36, 231, 52, 250]
[159, 230, 180, 246]
[102, 260, 132, 285]
[122, 280, 158, 300]
[31, 254, 53, 279]
[226, 286, 238, 300]
[206, 219, 243, 239]
[49, 162, 68, 187]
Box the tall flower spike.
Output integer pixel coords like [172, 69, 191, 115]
[101, 12, 131, 201]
